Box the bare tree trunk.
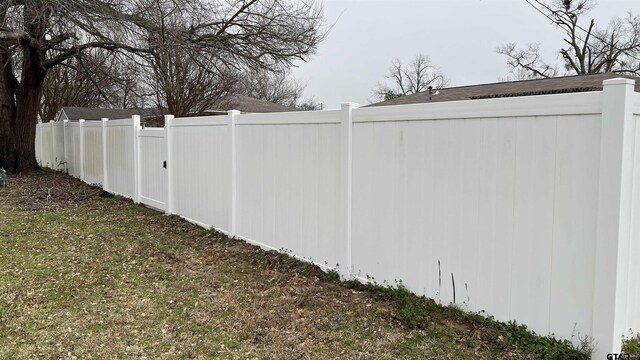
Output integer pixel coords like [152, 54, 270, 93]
[0, 46, 46, 173]
[13, 46, 46, 172]
[0, 48, 17, 169]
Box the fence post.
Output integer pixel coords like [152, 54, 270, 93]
[36, 122, 41, 166]
[592, 78, 636, 359]
[101, 118, 109, 190]
[50, 121, 55, 169]
[340, 102, 358, 280]
[228, 110, 239, 237]
[79, 119, 85, 181]
[165, 115, 175, 215]
[132, 115, 141, 203]
[39, 122, 44, 167]
[63, 120, 69, 172]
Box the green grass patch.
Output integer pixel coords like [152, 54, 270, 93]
[0, 172, 597, 359]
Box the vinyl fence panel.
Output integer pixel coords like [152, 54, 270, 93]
[104, 118, 138, 198]
[40, 124, 52, 168]
[138, 128, 167, 211]
[350, 94, 603, 344]
[235, 110, 344, 271]
[51, 122, 65, 171]
[35, 125, 42, 165]
[170, 115, 231, 231]
[82, 121, 103, 185]
[626, 112, 640, 336]
[65, 122, 81, 178]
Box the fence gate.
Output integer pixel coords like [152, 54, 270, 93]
[138, 128, 167, 211]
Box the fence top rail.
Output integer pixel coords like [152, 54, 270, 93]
[634, 92, 640, 115]
[105, 118, 136, 127]
[37, 122, 55, 127]
[171, 114, 229, 127]
[237, 109, 341, 125]
[353, 91, 603, 123]
[66, 122, 80, 128]
[139, 128, 165, 138]
[83, 121, 103, 128]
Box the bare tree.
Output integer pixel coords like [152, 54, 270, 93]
[296, 98, 322, 111]
[372, 54, 450, 102]
[39, 51, 144, 121]
[235, 68, 305, 107]
[148, 46, 237, 117]
[0, 0, 324, 173]
[498, 0, 640, 79]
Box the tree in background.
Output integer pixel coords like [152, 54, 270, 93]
[498, 0, 640, 79]
[0, 0, 324, 172]
[233, 67, 323, 110]
[295, 98, 323, 111]
[39, 51, 145, 121]
[235, 68, 304, 107]
[148, 45, 237, 117]
[371, 53, 450, 102]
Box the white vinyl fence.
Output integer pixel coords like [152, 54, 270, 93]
[35, 78, 640, 359]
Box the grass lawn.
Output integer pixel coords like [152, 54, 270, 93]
[0, 172, 588, 359]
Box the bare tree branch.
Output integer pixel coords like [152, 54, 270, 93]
[371, 53, 449, 102]
[498, 0, 640, 79]
[0, 0, 326, 172]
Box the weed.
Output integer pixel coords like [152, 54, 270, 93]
[623, 333, 640, 356]
[326, 269, 341, 284]
[396, 294, 429, 329]
[299, 261, 314, 276]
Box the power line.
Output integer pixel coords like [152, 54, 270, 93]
[522, 0, 640, 65]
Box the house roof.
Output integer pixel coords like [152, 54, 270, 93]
[141, 95, 297, 127]
[57, 107, 148, 121]
[206, 94, 297, 114]
[367, 73, 640, 107]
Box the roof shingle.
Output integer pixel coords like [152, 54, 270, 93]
[367, 73, 640, 107]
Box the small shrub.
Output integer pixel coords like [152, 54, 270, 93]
[326, 269, 341, 284]
[623, 333, 640, 356]
[396, 295, 429, 329]
[299, 261, 314, 276]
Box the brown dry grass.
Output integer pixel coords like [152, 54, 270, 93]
[0, 171, 585, 359]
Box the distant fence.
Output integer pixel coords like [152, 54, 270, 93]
[35, 79, 640, 359]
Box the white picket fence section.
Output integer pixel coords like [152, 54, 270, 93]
[34, 78, 640, 359]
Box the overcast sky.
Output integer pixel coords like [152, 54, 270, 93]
[291, 0, 640, 109]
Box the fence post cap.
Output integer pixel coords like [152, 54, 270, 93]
[603, 78, 635, 86]
[341, 102, 359, 109]
[227, 110, 240, 115]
